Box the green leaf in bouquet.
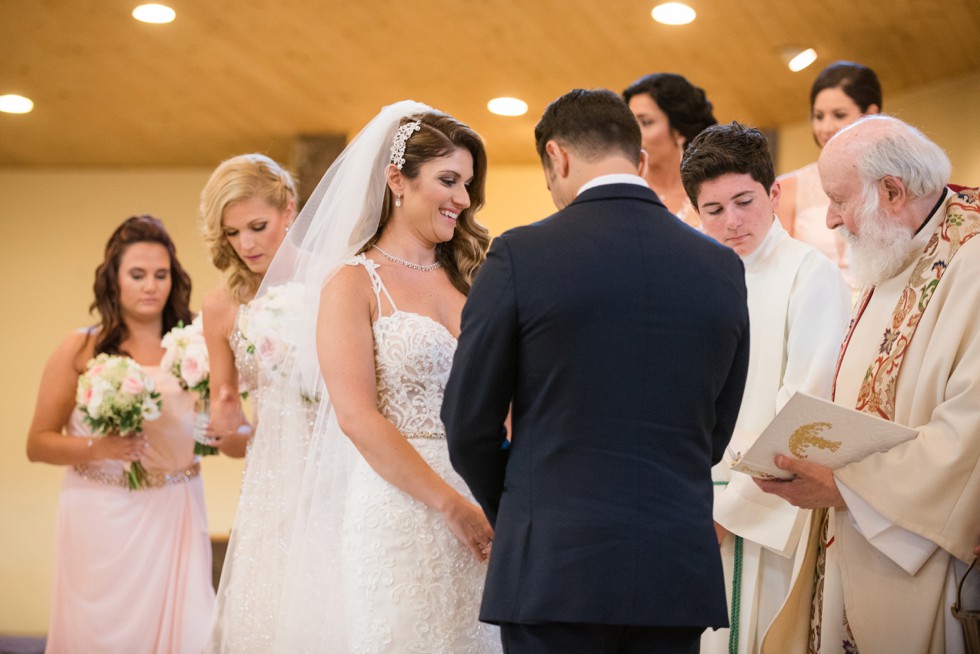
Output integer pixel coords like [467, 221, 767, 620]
[194, 442, 219, 457]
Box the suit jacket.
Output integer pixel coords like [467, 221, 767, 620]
[443, 182, 749, 629]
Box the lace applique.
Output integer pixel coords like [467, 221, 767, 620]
[373, 313, 455, 436]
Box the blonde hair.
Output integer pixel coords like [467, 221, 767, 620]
[361, 112, 491, 294]
[199, 153, 297, 302]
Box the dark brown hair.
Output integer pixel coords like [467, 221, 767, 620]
[90, 215, 193, 356]
[680, 122, 775, 207]
[534, 89, 642, 165]
[810, 61, 883, 114]
[362, 111, 490, 295]
[623, 73, 717, 148]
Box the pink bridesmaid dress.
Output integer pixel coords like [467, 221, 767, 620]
[44, 367, 215, 654]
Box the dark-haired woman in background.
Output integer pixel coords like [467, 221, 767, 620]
[624, 72, 718, 229]
[27, 215, 214, 654]
[777, 61, 882, 283]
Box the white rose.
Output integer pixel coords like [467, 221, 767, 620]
[161, 330, 177, 350]
[160, 347, 176, 373]
[142, 398, 161, 421]
[87, 388, 105, 418]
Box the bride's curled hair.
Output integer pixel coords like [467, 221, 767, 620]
[362, 112, 491, 294]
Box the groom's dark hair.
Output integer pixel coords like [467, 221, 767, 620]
[535, 89, 642, 166]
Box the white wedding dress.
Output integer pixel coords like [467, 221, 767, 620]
[273, 254, 499, 652]
[337, 255, 500, 653]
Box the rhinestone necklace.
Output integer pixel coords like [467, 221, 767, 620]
[373, 245, 442, 272]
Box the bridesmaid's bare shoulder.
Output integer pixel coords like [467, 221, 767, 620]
[202, 285, 240, 337]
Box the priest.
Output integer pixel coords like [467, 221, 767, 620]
[756, 115, 980, 653]
[680, 122, 852, 654]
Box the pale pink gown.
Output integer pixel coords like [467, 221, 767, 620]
[44, 367, 215, 654]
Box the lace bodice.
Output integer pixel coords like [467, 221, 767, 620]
[347, 255, 457, 436]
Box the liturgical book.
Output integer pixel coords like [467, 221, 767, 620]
[729, 392, 918, 480]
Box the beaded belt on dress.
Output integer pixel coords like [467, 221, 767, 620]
[72, 462, 201, 489]
[403, 431, 446, 440]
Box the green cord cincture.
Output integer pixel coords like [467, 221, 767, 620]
[712, 480, 742, 654]
[730, 535, 743, 654]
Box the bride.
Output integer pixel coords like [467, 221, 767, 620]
[260, 101, 501, 652]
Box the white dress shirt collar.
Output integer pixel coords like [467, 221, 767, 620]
[576, 174, 649, 197]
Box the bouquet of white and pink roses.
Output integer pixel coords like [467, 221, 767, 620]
[161, 315, 217, 456]
[241, 282, 319, 403]
[239, 282, 304, 377]
[76, 353, 162, 490]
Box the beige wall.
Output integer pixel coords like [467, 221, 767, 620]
[1, 68, 977, 634]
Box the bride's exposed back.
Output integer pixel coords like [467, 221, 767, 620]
[259, 101, 501, 653]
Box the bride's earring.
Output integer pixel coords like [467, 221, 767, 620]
[395, 195, 402, 207]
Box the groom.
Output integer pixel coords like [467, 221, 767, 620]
[443, 89, 750, 654]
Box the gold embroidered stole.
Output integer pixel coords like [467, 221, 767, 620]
[847, 187, 980, 421]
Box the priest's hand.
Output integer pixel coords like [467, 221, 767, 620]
[753, 455, 846, 509]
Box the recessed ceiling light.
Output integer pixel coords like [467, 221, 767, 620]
[132, 4, 176, 24]
[0, 94, 34, 114]
[787, 48, 818, 72]
[487, 97, 528, 117]
[652, 3, 696, 25]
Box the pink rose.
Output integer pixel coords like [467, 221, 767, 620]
[181, 351, 207, 388]
[258, 335, 282, 364]
[121, 375, 145, 395]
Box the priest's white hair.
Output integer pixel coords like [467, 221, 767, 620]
[842, 114, 951, 201]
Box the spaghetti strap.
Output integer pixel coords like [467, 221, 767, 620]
[346, 254, 398, 316]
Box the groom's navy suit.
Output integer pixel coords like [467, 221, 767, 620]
[443, 181, 749, 643]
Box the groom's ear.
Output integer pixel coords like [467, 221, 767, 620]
[544, 140, 570, 179]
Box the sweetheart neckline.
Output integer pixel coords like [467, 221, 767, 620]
[374, 310, 458, 343]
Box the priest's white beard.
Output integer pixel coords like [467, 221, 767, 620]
[839, 190, 916, 286]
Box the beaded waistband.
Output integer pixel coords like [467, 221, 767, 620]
[72, 462, 201, 489]
[404, 430, 446, 440]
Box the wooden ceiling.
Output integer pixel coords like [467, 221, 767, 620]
[1, 0, 978, 166]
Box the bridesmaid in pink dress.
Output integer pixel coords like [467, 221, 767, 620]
[26, 215, 215, 654]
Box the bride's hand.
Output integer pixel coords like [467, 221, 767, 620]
[443, 496, 494, 562]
